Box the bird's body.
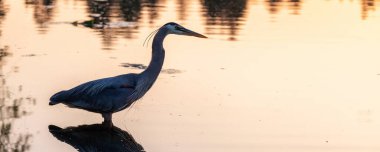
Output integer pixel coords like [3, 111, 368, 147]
[49, 22, 206, 126]
[50, 74, 138, 113]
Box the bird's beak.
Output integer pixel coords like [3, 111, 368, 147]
[182, 28, 207, 38]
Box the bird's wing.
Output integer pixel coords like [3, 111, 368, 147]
[50, 74, 137, 104]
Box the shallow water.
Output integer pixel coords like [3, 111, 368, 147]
[1, 0, 380, 151]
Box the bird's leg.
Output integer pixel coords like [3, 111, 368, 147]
[101, 113, 113, 128]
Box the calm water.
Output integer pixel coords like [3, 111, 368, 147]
[1, 0, 380, 151]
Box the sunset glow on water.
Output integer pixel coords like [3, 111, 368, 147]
[1, 0, 380, 151]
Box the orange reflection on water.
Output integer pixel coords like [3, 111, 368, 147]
[1, 0, 380, 152]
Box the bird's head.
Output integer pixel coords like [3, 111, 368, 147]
[163, 22, 207, 38]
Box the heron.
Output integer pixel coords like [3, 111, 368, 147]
[49, 22, 207, 127]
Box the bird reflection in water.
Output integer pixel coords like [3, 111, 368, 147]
[49, 124, 144, 152]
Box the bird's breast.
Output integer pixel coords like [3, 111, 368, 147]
[116, 80, 154, 112]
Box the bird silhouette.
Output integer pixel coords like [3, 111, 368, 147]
[49, 124, 144, 152]
[49, 22, 207, 127]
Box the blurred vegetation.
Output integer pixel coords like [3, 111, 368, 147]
[0, 46, 35, 152]
[21, 0, 380, 42]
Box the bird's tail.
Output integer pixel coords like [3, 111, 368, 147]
[49, 91, 67, 105]
[49, 101, 59, 105]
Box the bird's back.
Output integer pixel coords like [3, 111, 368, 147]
[49, 74, 138, 113]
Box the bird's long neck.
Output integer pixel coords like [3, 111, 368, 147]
[140, 28, 167, 81]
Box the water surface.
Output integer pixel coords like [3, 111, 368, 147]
[1, 0, 380, 151]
